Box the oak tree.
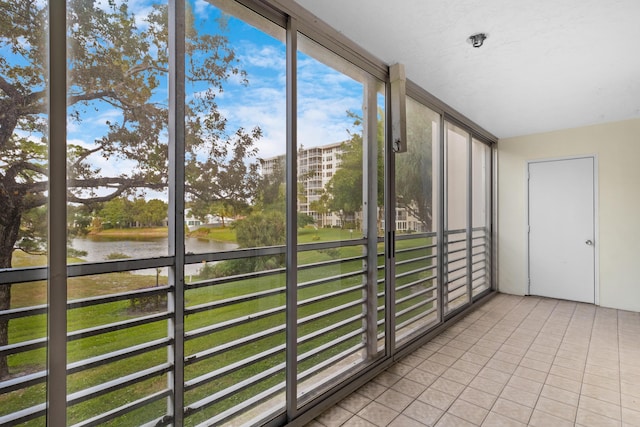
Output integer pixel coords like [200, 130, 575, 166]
[0, 0, 260, 378]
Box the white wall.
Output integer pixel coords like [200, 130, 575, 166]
[498, 118, 640, 312]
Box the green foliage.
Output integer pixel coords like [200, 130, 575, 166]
[128, 293, 167, 313]
[97, 197, 167, 228]
[18, 206, 47, 255]
[234, 211, 285, 249]
[67, 248, 88, 258]
[0, 0, 262, 266]
[132, 198, 167, 227]
[189, 199, 245, 228]
[203, 211, 286, 277]
[297, 212, 315, 228]
[99, 198, 134, 228]
[321, 110, 384, 228]
[255, 156, 286, 212]
[396, 100, 436, 230]
[68, 204, 94, 237]
[105, 252, 131, 260]
[90, 217, 103, 233]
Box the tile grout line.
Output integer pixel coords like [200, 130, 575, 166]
[488, 297, 571, 426]
[312, 295, 634, 427]
[542, 300, 591, 426]
[450, 295, 545, 426]
[431, 295, 544, 426]
[382, 295, 531, 426]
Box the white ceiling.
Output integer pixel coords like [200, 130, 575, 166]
[293, 0, 640, 139]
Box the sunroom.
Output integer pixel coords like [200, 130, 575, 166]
[0, 0, 638, 426]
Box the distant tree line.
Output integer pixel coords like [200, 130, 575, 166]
[69, 197, 169, 234]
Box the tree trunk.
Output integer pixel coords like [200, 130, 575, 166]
[0, 284, 10, 379]
[0, 211, 21, 379]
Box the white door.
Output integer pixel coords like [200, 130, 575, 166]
[528, 157, 595, 303]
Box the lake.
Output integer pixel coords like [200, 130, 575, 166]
[70, 236, 238, 277]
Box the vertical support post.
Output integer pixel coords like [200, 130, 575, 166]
[168, 0, 185, 423]
[492, 144, 498, 292]
[383, 82, 396, 356]
[467, 136, 473, 304]
[363, 76, 379, 358]
[285, 16, 299, 420]
[389, 64, 406, 154]
[438, 118, 446, 319]
[48, 1, 67, 425]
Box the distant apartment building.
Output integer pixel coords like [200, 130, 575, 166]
[262, 142, 430, 231]
[262, 142, 347, 227]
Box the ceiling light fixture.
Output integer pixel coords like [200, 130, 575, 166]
[468, 33, 487, 48]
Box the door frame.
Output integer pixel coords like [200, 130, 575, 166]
[526, 154, 599, 304]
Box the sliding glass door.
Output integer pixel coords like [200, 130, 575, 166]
[393, 98, 440, 345]
[0, 0, 494, 425]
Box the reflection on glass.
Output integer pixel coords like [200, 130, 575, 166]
[296, 33, 378, 404]
[66, 269, 169, 424]
[399, 98, 440, 234]
[375, 90, 386, 349]
[472, 139, 491, 296]
[182, 3, 286, 425]
[445, 122, 470, 312]
[0, 0, 48, 421]
[66, 0, 170, 259]
[297, 35, 365, 237]
[0, 281, 47, 422]
[65, 0, 170, 424]
[394, 98, 440, 344]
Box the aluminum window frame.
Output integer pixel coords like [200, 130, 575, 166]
[0, 0, 498, 425]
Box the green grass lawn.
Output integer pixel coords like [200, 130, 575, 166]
[187, 226, 237, 243]
[90, 227, 169, 238]
[1, 227, 434, 426]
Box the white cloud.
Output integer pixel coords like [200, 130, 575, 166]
[208, 41, 364, 160]
[193, 0, 212, 18]
[88, 109, 123, 126]
[60, 1, 367, 200]
[240, 45, 287, 71]
[67, 138, 94, 149]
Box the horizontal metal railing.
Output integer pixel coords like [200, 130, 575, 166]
[0, 239, 384, 426]
[179, 239, 371, 424]
[71, 390, 171, 427]
[393, 232, 438, 344]
[442, 227, 489, 312]
[0, 227, 489, 426]
[471, 228, 491, 298]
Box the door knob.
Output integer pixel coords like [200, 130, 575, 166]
[585, 240, 593, 246]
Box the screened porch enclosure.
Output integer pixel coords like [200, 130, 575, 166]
[0, 0, 495, 425]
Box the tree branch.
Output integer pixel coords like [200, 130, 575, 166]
[5, 161, 46, 181]
[0, 74, 20, 99]
[17, 176, 166, 202]
[126, 63, 168, 76]
[67, 90, 117, 105]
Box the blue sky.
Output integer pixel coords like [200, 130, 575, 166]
[62, 0, 368, 201]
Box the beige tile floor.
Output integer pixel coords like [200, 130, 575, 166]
[306, 293, 640, 427]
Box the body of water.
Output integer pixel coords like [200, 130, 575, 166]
[70, 236, 238, 276]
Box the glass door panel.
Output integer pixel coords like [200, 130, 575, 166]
[394, 98, 440, 345]
[444, 123, 470, 314]
[296, 33, 383, 405]
[65, 0, 170, 424]
[471, 139, 492, 297]
[182, 4, 286, 426]
[0, 1, 48, 423]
